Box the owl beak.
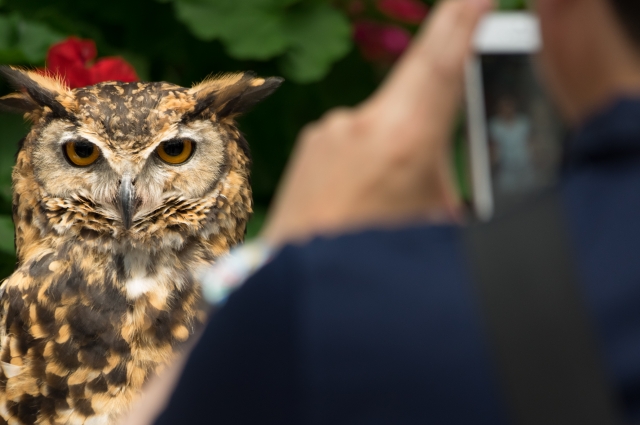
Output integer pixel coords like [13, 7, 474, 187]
[118, 175, 136, 230]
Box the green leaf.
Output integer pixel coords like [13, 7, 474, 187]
[174, 0, 289, 59]
[0, 13, 64, 65]
[0, 215, 14, 255]
[0, 15, 14, 51]
[220, 11, 288, 59]
[280, 3, 352, 83]
[0, 14, 26, 63]
[16, 16, 64, 63]
[173, 0, 234, 40]
[172, 0, 351, 82]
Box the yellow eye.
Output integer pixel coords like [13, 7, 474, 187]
[157, 139, 194, 165]
[65, 141, 100, 167]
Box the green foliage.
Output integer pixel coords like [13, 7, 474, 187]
[278, 3, 353, 83]
[246, 206, 268, 240]
[170, 0, 352, 83]
[0, 114, 28, 256]
[499, 0, 528, 10]
[0, 13, 63, 64]
[0, 217, 13, 254]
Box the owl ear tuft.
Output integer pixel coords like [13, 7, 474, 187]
[0, 66, 72, 119]
[187, 72, 283, 120]
[0, 92, 39, 114]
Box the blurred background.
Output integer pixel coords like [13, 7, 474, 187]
[0, 0, 524, 279]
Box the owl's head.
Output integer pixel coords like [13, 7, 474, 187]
[0, 67, 282, 258]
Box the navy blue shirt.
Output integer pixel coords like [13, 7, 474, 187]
[155, 98, 640, 424]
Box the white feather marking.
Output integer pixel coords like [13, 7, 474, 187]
[0, 361, 22, 378]
[0, 400, 10, 420]
[125, 276, 158, 299]
[84, 414, 110, 425]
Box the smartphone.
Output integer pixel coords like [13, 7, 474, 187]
[465, 12, 565, 220]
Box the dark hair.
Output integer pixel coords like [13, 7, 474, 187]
[610, 0, 640, 46]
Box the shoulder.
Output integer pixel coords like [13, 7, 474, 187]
[235, 225, 473, 337]
[285, 224, 465, 280]
[226, 224, 467, 315]
[296, 224, 462, 257]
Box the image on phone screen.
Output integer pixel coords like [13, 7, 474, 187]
[481, 54, 564, 211]
[465, 13, 567, 219]
[466, 49, 566, 220]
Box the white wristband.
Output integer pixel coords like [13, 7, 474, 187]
[198, 239, 275, 306]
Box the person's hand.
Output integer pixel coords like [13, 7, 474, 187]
[261, 0, 493, 247]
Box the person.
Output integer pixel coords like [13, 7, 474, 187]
[489, 96, 534, 193]
[124, 0, 640, 423]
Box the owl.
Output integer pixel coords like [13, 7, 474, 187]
[0, 66, 282, 424]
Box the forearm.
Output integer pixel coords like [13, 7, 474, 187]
[119, 336, 199, 425]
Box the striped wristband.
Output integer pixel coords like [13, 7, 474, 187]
[199, 239, 275, 306]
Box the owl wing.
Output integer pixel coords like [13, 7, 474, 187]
[0, 276, 8, 341]
[0, 256, 142, 425]
[0, 266, 107, 425]
[0, 271, 29, 424]
[0, 269, 51, 425]
[0, 276, 14, 392]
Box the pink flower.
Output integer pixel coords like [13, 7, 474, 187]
[353, 20, 412, 63]
[377, 0, 429, 24]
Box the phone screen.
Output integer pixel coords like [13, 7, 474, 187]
[479, 53, 565, 213]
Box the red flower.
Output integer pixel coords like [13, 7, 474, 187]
[353, 20, 412, 63]
[45, 37, 138, 89]
[376, 0, 428, 24]
[46, 38, 96, 88]
[89, 58, 139, 86]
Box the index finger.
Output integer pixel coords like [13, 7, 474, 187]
[367, 0, 492, 130]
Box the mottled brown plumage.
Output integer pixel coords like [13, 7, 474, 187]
[0, 67, 282, 424]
